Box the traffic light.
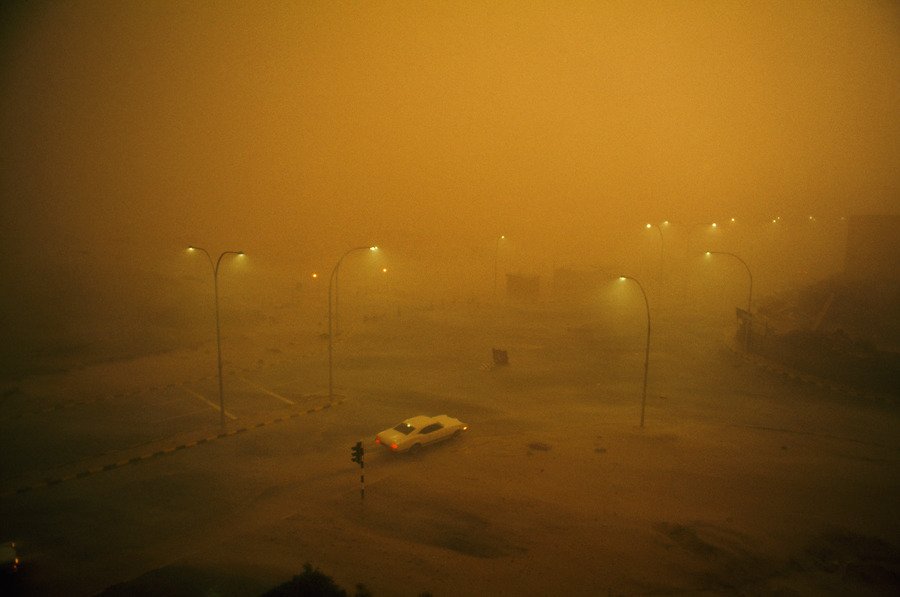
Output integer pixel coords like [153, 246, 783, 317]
[351, 441, 364, 465]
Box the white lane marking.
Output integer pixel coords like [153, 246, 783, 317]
[236, 377, 296, 405]
[181, 386, 237, 420]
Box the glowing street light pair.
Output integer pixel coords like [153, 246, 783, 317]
[187, 246, 245, 427]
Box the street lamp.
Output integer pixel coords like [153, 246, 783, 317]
[704, 251, 753, 349]
[493, 235, 506, 302]
[328, 245, 377, 398]
[617, 275, 651, 428]
[334, 246, 379, 336]
[187, 246, 244, 427]
[644, 222, 666, 277]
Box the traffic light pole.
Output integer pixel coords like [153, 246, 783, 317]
[351, 441, 365, 501]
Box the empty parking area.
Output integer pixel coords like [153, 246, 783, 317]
[0, 365, 331, 494]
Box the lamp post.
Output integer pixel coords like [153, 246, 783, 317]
[645, 222, 665, 258]
[644, 222, 667, 281]
[617, 275, 651, 428]
[328, 245, 377, 398]
[493, 235, 506, 301]
[704, 251, 753, 349]
[188, 246, 244, 427]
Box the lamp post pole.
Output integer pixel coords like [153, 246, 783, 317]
[493, 235, 505, 302]
[188, 246, 244, 427]
[645, 222, 665, 271]
[618, 276, 651, 428]
[328, 246, 377, 398]
[705, 251, 753, 349]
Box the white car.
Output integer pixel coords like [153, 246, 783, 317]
[375, 415, 467, 453]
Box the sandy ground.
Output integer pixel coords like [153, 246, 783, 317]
[1, 298, 898, 596]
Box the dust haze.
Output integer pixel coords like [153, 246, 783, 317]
[1, 2, 898, 596]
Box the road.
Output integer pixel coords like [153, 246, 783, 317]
[1, 300, 898, 596]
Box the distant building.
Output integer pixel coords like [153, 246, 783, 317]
[551, 268, 604, 298]
[845, 214, 900, 283]
[506, 274, 540, 301]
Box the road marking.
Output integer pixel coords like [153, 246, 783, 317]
[0, 397, 343, 498]
[181, 386, 237, 420]
[236, 376, 296, 405]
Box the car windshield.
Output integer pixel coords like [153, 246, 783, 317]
[393, 423, 415, 435]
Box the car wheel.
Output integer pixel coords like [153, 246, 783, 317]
[409, 443, 422, 454]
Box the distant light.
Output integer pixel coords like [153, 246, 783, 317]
[500, 235, 506, 240]
[645, 223, 652, 229]
[705, 251, 712, 256]
[187, 246, 195, 251]
[618, 276, 626, 281]
[382, 268, 387, 273]
[662, 220, 669, 225]
[237, 251, 245, 256]
[369, 246, 378, 251]
[311, 273, 318, 279]
[772, 219, 777, 224]
[711, 222, 718, 228]
[730, 217, 736, 222]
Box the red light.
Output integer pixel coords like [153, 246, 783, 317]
[390, 443, 398, 450]
[375, 437, 381, 444]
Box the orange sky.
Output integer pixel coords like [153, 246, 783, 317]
[1, 0, 898, 260]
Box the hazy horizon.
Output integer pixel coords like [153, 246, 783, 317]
[1, 1, 897, 374]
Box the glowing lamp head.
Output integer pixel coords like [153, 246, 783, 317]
[382, 268, 387, 273]
[618, 276, 626, 281]
[311, 273, 318, 279]
[645, 223, 652, 229]
[711, 222, 718, 228]
[705, 251, 712, 256]
[369, 246, 378, 251]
